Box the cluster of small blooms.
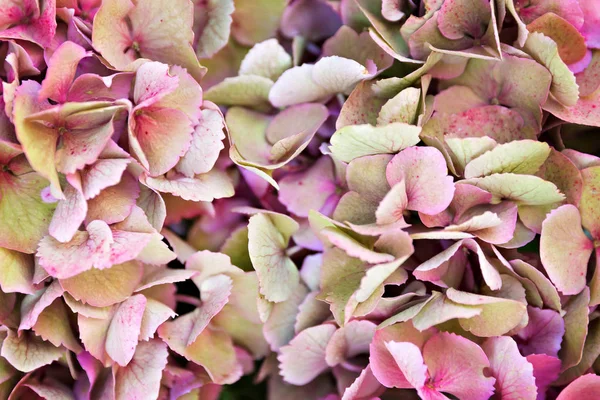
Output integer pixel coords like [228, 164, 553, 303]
[0, 0, 599, 399]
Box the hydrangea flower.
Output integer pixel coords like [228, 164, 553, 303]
[1, 0, 600, 398]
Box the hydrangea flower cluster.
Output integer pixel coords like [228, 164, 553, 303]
[1, 0, 600, 398]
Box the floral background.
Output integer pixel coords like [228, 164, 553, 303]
[0, 0, 600, 399]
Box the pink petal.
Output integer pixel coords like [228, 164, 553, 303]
[526, 354, 561, 400]
[342, 365, 385, 400]
[129, 106, 193, 176]
[48, 176, 87, 243]
[67, 72, 134, 102]
[437, 0, 491, 40]
[56, 107, 120, 174]
[385, 341, 428, 390]
[376, 180, 409, 226]
[175, 107, 225, 177]
[105, 294, 147, 366]
[187, 274, 232, 346]
[138, 298, 176, 341]
[144, 169, 234, 202]
[482, 336, 537, 400]
[516, 307, 565, 358]
[386, 146, 455, 215]
[0, 0, 57, 47]
[133, 62, 180, 107]
[369, 322, 436, 389]
[37, 220, 114, 279]
[85, 172, 140, 225]
[540, 204, 593, 295]
[81, 158, 130, 200]
[579, 0, 600, 48]
[423, 332, 496, 400]
[325, 320, 377, 367]
[280, 0, 342, 42]
[557, 374, 600, 400]
[278, 324, 337, 385]
[114, 338, 168, 399]
[19, 281, 64, 331]
[39, 41, 89, 103]
[154, 65, 203, 125]
[279, 156, 338, 218]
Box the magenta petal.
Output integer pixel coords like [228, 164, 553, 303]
[516, 307, 565, 358]
[0, 0, 57, 47]
[386, 146, 455, 215]
[526, 354, 561, 400]
[579, 0, 600, 49]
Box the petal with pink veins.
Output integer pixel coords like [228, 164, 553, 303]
[325, 320, 376, 367]
[105, 294, 147, 366]
[81, 157, 130, 200]
[342, 364, 385, 400]
[0, 0, 57, 47]
[114, 338, 168, 399]
[144, 169, 234, 202]
[132, 62, 180, 107]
